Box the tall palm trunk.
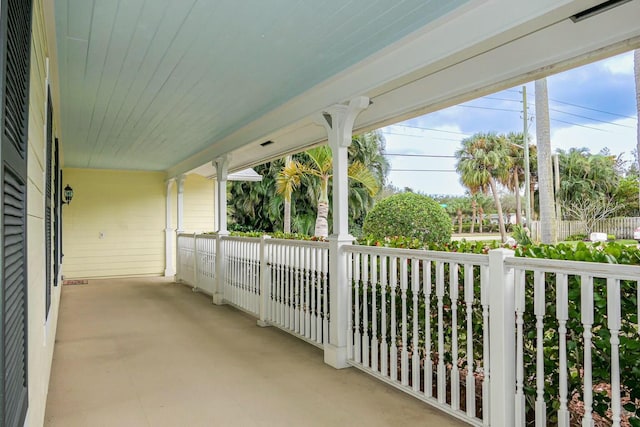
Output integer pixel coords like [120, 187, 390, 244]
[283, 156, 292, 233]
[457, 208, 463, 234]
[488, 177, 507, 241]
[535, 78, 557, 243]
[478, 206, 484, 233]
[514, 171, 522, 225]
[634, 49, 640, 213]
[470, 198, 477, 233]
[314, 176, 330, 237]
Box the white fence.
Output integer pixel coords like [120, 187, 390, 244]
[176, 234, 640, 426]
[531, 217, 640, 241]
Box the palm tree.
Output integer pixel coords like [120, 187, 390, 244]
[455, 132, 510, 241]
[276, 145, 379, 238]
[535, 78, 557, 244]
[504, 132, 527, 225]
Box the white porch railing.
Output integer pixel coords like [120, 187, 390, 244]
[175, 233, 640, 426]
[344, 245, 490, 426]
[265, 238, 330, 347]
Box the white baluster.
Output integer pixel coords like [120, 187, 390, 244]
[514, 269, 525, 426]
[436, 261, 446, 403]
[580, 275, 594, 427]
[294, 245, 300, 334]
[390, 257, 398, 381]
[481, 265, 490, 426]
[310, 247, 317, 342]
[322, 248, 329, 344]
[411, 259, 420, 393]
[534, 270, 547, 427]
[607, 278, 621, 427]
[354, 253, 361, 363]
[371, 254, 379, 372]
[347, 250, 353, 360]
[451, 262, 460, 410]
[316, 247, 323, 342]
[381, 256, 388, 377]
[400, 257, 409, 386]
[464, 264, 476, 418]
[363, 253, 370, 368]
[424, 260, 433, 398]
[304, 246, 310, 339]
[557, 273, 569, 427]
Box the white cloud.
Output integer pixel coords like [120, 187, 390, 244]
[548, 117, 637, 162]
[600, 51, 634, 76]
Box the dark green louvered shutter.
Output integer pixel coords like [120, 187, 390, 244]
[45, 88, 51, 315]
[0, 0, 33, 426]
[53, 138, 59, 286]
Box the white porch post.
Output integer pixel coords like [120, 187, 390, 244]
[320, 96, 369, 369]
[176, 174, 186, 233]
[213, 156, 230, 305]
[164, 178, 176, 277]
[488, 248, 516, 426]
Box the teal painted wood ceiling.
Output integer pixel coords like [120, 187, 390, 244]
[55, 0, 468, 170]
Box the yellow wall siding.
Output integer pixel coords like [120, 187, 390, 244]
[183, 174, 214, 233]
[62, 169, 167, 278]
[26, 1, 61, 425]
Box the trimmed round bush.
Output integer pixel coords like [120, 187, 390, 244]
[363, 193, 452, 244]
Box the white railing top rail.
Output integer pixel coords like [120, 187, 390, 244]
[505, 256, 640, 280]
[194, 233, 218, 240]
[177, 232, 197, 238]
[343, 244, 490, 265]
[266, 238, 330, 249]
[221, 235, 261, 243]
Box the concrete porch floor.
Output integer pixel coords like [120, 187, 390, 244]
[45, 277, 465, 427]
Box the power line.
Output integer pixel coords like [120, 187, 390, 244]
[388, 124, 469, 136]
[384, 153, 457, 158]
[549, 107, 635, 128]
[549, 118, 609, 132]
[456, 104, 521, 113]
[380, 131, 462, 142]
[549, 98, 637, 121]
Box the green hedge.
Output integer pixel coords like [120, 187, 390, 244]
[363, 193, 452, 245]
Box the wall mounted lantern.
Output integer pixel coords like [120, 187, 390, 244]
[62, 185, 74, 205]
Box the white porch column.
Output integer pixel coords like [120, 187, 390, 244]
[213, 156, 230, 305]
[320, 96, 369, 369]
[164, 178, 176, 277]
[176, 174, 186, 233]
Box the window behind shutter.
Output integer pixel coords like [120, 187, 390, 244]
[0, 0, 33, 425]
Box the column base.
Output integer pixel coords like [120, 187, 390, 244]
[212, 293, 225, 305]
[324, 344, 350, 369]
[256, 320, 271, 327]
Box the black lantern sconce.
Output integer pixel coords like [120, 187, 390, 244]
[62, 185, 74, 205]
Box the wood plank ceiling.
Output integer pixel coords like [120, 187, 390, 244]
[55, 0, 468, 170]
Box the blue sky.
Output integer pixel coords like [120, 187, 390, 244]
[380, 51, 638, 196]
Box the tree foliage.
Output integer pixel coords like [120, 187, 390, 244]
[362, 192, 451, 244]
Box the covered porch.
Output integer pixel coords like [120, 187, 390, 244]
[44, 277, 462, 426]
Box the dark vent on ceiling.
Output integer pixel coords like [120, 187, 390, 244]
[260, 140, 274, 147]
[570, 0, 631, 22]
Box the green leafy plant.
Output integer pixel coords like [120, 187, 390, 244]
[362, 193, 452, 245]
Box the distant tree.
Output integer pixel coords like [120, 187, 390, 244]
[456, 132, 510, 241]
[562, 197, 620, 236]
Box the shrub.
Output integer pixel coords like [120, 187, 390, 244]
[565, 233, 588, 241]
[362, 193, 451, 245]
